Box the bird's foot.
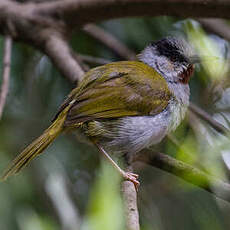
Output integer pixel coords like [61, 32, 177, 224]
[122, 171, 140, 191]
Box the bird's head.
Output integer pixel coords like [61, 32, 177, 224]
[138, 37, 199, 84]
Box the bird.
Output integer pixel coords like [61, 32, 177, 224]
[1, 37, 198, 188]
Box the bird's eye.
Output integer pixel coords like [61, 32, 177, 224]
[170, 56, 177, 62]
[170, 53, 186, 63]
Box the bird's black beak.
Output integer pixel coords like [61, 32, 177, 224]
[189, 55, 201, 64]
[190, 55, 220, 64]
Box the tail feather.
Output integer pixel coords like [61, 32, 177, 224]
[1, 106, 70, 181]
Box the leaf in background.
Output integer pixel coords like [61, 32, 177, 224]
[184, 20, 229, 81]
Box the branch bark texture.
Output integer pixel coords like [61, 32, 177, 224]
[135, 150, 230, 203]
[37, 0, 230, 24]
[122, 166, 140, 230]
[44, 34, 84, 83]
[1, 0, 230, 45]
[83, 24, 136, 60]
[189, 103, 229, 135]
[198, 18, 230, 41]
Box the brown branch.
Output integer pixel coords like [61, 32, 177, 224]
[198, 18, 230, 41]
[83, 24, 136, 60]
[134, 149, 230, 203]
[2, 0, 230, 49]
[189, 103, 229, 135]
[43, 33, 85, 83]
[1, 1, 230, 88]
[73, 53, 90, 72]
[0, 35, 12, 119]
[121, 166, 140, 230]
[36, 0, 230, 25]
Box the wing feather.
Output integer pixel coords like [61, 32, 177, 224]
[54, 61, 172, 126]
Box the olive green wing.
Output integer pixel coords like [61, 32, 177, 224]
[55, 61, 172, 126]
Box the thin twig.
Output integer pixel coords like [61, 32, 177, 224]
[189, 103, 229, 134]
[0, 35, 12, 119]
[121, 166, 140, 230]
[198, 18, 230, 41]
[135, 150, 230, 203]
[167, 133, 181, 147]
[83, 24, 137, 60]
[45, 172, 81, 230]
[73, 53, 90, 72]
[79, 54, 111, 65]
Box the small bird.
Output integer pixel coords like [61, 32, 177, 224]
[1, 37, 198, 188]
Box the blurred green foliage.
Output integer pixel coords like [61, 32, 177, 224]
[81, 161, 124, 230]
[1, 16, 230, 230]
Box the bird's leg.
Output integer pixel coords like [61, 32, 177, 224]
[94, 142, 140, 190]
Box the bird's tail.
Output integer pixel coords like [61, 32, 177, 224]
[1, 106, 70, 181]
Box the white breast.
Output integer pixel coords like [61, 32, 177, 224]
[167, 82, 190, 132]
